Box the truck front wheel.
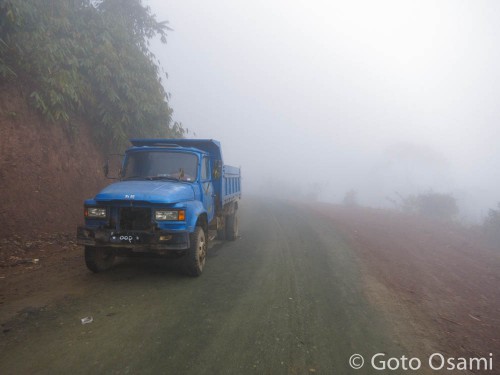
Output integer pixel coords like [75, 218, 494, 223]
[183, 226, 206, 276]
[85, 246, 115, 273]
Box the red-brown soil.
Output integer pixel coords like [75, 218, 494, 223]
[0, 233, 86, 322]
[0, 84, 109, 319]
[313, 204, 500, 365]
[0, 84, 108, 238]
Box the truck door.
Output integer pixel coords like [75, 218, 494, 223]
[200, 156, 215, 222]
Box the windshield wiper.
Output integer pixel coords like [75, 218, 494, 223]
[148, 175, 180, 181]
[124, 175, 188, 182]
[124, 175, 176, 181]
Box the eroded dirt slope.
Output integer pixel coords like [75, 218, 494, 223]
[0, 84, 107, 239]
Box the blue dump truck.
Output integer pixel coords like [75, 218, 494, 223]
[77, 139, 241, 276]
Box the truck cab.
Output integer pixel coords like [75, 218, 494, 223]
[77, 139, 241, 276]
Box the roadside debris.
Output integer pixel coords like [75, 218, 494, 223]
[468, 314, 481, 322]
[3, 257, 40, 267]
[80, 317, 93, 325]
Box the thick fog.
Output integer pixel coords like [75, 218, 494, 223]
[146, 0, 500, 222]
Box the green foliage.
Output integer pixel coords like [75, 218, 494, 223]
[397, 191, 459, 221]
[0, 0, 184, 150]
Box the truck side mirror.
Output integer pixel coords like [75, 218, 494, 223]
[104, 154, 124, 180]
[212, 160, 222, 179]
[103, 160, 109, 177]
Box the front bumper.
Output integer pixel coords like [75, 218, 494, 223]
[77, 226, 190, 252]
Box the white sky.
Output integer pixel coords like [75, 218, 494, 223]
[146, 0, 500, 220]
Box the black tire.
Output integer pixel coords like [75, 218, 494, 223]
[216, 225, 226, 240]
[85, 246, 115, 273]
[216, 230, 225, 240]
[226, 210, 239, 241]
[183, 226, 207, 277]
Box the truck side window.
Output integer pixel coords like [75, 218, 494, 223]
[201, 157, 210, 181]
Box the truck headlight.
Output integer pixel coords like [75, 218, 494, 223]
[155, 210, 186, 221]
[85, 207, 107, 219]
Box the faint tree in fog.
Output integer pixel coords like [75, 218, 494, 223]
[483, 203, 500, 248]
[398, 191, 458, 221]
[343, 189, 358, 207]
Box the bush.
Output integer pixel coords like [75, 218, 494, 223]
[398, 191, 458, 221]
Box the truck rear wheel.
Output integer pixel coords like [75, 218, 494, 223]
[216, 225, 226, 240]
[216, 219, 226, 241]
[183, 226, 206, 276]
[85, 246, 115, 273]
[226, 209, 239, 241]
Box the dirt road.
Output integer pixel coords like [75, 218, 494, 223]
[1, 198, 497, 374]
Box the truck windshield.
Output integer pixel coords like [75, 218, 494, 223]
[123, 151, 198, 182]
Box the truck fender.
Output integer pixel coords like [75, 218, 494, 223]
[186, 201, 208, 233]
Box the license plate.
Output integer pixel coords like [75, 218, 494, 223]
[110, 233, 142, 244]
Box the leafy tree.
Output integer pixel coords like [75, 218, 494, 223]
[0, 0, 183, 150]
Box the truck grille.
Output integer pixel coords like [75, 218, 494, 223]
[119, 207, 152, 231]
